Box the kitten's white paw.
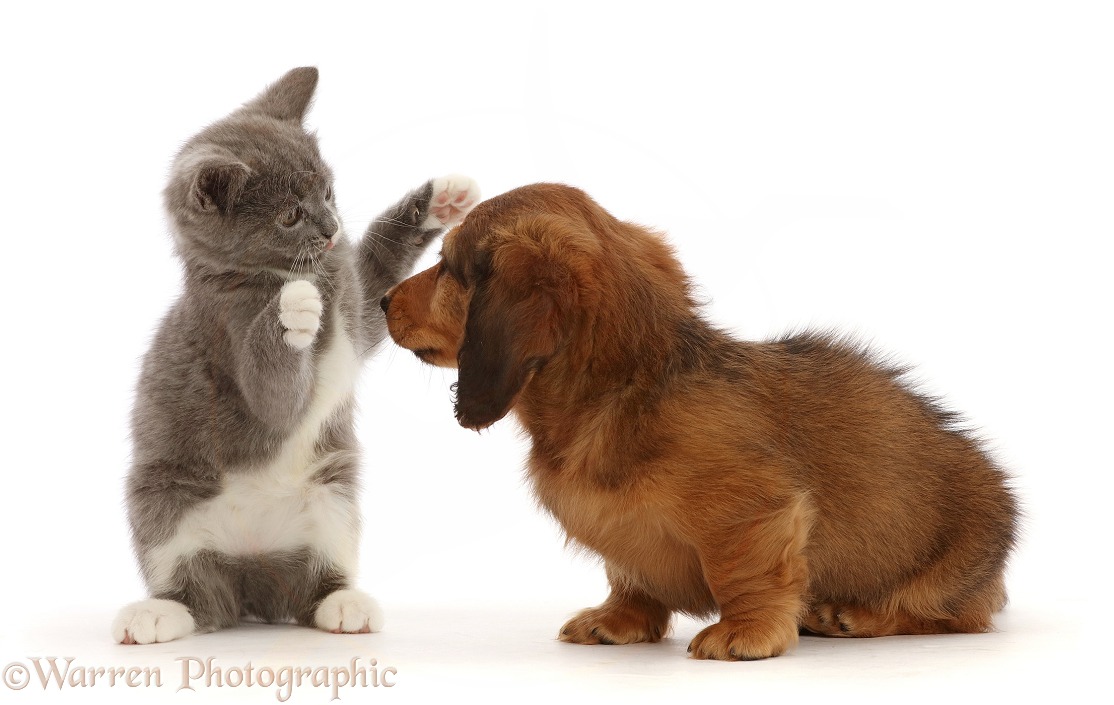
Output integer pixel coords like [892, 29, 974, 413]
[314, 588, 384, 634]
[279, 279, 322, 349]
[422, 174, 480, 229]
[112, 598, 195, 645]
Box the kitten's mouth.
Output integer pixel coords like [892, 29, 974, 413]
[325, 239, 335, 251]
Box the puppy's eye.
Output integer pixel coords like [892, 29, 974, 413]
[279, 205, 303, 228]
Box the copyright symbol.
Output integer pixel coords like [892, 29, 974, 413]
[3, 662, 30, 690]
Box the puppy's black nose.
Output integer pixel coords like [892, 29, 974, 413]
[380, 294, 392, 313]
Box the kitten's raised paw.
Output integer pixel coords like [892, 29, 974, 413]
[314, 588, 384, 634]
[279, 279, 322, 349]
[112, 598, 195, 645]
[421, 174, 480, 230]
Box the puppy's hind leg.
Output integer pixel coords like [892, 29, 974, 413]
[560, 568, 672, 645]
[800, 602, 939, 637]
[802, 556, 1009, 637]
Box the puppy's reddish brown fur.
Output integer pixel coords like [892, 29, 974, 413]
[384, 183, 1018, 660]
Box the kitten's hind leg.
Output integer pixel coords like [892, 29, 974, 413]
[273, 540, 383, 634]
[114, 551, 241, 644]
[311, 588, 385, 634]
[112, 598, 195, 645]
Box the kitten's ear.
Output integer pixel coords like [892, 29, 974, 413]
[245, 67, 319, 123]
[192, 161, 251, 214]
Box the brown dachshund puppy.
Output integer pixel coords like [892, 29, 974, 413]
[382, 183, 1018, 660]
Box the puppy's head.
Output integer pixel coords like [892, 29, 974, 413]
[381, 252, 469, 370]
[384, 184, 609, 430]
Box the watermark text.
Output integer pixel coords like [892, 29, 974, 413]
[3, 656, 395, 701]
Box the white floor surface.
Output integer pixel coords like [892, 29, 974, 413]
[2, 598, 1096, 704]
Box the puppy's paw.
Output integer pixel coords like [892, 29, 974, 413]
[559, 604, 669, 645]
[688, 617, 797, 661]
[801, 603, 858, 636]
[420, 174, 480, 230]
[112, 598, 195, 645]
[314, 589, 384, 634]
[801, 602, 946, 637]
[279, 280, 322, 349]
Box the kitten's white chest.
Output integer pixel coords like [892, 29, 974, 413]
[146, 308, 361, 592]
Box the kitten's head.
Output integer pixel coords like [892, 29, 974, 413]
[165, 67, 342, 275]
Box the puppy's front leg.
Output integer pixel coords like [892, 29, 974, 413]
[688, 496, 812, 660]
[559, 567, 671, 645]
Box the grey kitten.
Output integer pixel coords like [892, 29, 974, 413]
[112, 67, 479, 644]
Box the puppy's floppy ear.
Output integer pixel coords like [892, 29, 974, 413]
[454, 238, 572, 431]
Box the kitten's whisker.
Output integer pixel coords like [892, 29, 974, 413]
[289, 245, 309, 281]
[311, 256, 334, 294]
[368, 217, 417, 228]
[369, 232, 418, 248]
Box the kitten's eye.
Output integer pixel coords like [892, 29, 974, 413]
[279, 206, 303, 228]
[324, 186, 334, 202]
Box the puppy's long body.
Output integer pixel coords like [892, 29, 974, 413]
[383, 183, 1018, 660]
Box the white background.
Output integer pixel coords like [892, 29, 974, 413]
[1, 1, 1110, 702]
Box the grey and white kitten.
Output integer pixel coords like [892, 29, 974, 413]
[112, 67, 478, 644]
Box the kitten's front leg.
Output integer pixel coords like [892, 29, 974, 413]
[278, 280, 323, 350]
[235, 280, 322, 430]
[357, 175, 479, 330]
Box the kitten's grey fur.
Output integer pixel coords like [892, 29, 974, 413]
[113, 67, 477, 644]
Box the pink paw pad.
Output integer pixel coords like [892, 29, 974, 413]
[425, 175, 480, 228]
